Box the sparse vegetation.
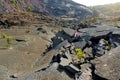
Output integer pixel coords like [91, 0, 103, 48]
[2, 33, 8, 38]
[80, 20, 85, 24]
[114, 21, 119, 27]
[26, 7, 32, 12]
[92, 2, 120, 19]
[87, 17, 98, 26]
[10, 0, 18, 9]
[74, 48, 86, 62]
[1, 33, 13, 48]
[6, 36, 13, 47]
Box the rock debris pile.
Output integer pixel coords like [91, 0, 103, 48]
[46, 25, 120, 80]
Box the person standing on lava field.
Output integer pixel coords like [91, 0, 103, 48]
[73, 29, 80, 42]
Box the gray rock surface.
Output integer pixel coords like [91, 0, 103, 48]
[55, 40, 70, 50]
[0, 65, 10, 80]
[74, 40, 87, 49]
[14, 63, 71, 80]
[63, 28, 75, 37]
[79, 26, 119, 37]
[92, 47, 120, 80]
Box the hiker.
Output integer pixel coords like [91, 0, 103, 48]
[73, 29, 79, 42]
[74, 29, 79, 38]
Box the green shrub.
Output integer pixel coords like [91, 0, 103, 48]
[7, 36, 13, 47]
[1, 33, 13, 47]
[26, 7, 32, 12]
[114, 21, 118, 27]
[80, 20, 85, 24]
[2, 33, 8, 38]
[10, 0, 18, 9]
[74, 48, 86, 62]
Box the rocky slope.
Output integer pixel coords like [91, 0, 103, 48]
[0, 0, 93, 19]
[92, 2, 120, 19]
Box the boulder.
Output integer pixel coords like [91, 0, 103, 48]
[92, 47, 120, 80]
[63, 28, 75, 37]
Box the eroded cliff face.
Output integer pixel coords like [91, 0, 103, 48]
[0, 0, 93, 19]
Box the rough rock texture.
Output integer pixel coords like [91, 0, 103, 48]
[13, 63, 72, 80]
[0, 65, 10, 80]
[0, 0, 93, 18]
[92, 47, 120, 80]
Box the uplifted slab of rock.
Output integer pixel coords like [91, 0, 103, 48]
[92, 47, 120, 80]
[79, 28, 110, 37]
[55, 40, 70, 50]
[73, 40, 87, 49]
[63, 28, 75, 37]
[112, 30, 120, 35]
[79, 26, 119, 37]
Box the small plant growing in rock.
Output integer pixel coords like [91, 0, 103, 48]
[2, 33, 8, 38]
[1, 33, 13, 49]
[80, 20, 85, 24]
[74, 48, 86, 62]
[10, 0, 18, 9]
[114, 21, 119, 27]
[26, 7, 32, 12]
[7, 36, 13, 48]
